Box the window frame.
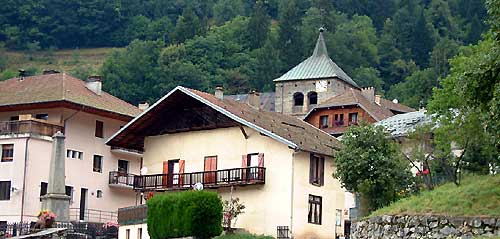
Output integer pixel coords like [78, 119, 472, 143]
[95, 120, 104, 138]
[309, 154, 325, 186]
[35, 113, 49, 120]
[93, 155, 103, 173]
[97, 190, 103, 198]
[66, 149, 83, 160]
[308, 91, 318, 105]
[319, 115, 329, 128]
[348, 112, 359, 125]
[0, 181, 11, 201]
[1, 144, 14, 162]
[293, 92, 304, 106]
[308, 194, 322, 225]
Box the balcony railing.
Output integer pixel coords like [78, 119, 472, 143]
[118, 205, 147, 225]
[69, 208, 117, 223]
[133, 167, 266, 191]
[0, 120, 64, 137]
[109, 171, 135, 187]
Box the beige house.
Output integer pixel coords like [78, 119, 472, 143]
[108, 86, 347, 239]
[0, 72, 143, 224]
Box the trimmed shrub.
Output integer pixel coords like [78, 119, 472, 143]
[147, 191, 223, 239]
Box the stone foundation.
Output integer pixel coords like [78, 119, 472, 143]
[351, 215, 499, 239]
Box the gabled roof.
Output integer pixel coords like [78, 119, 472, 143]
[376, 110, 432, 137]
[304, 88, 414, 121]
[107, 86, 340, 156]
[0, 73, 141, 119]
[274, 28, 359, 88]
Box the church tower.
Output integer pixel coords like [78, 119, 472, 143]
[274, 28, 360, 117]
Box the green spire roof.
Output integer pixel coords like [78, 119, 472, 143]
[274, 28, 359, 88]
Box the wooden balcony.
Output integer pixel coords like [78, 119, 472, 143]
[133, 167, 266, 191]
[109, 171, 135, 188]
[0, 120, 64, 137]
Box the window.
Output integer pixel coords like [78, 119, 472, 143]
[10, 116, 19, 121]
[138, 228, 143, 239]
[308, 92, 318, 105]
[293, 92, 304, 106]
[97, 190, 103, 198]
[118, 160, 129, 173]
[95, 120, 104, 138]
[308, 195, 322, 225]
[319, 115, 329, 128]
[125, 229, 130, 239]
[35, 114, 48, 120]
[93, 155, 103, 173]
[0, 181, 11, 200]
[309, 154, 324, 186]
[1, 144, 14, 162]
[66, 149, 83, 160]
[334, 114, 344, 126]
[40, 182, 73, 201]
[348, 112, 358, 125]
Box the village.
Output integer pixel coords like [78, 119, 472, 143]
[0, 0, 499, 239]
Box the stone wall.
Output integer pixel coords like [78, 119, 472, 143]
[351, 215, 499, 239]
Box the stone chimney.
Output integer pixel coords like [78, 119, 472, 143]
[248, 90, 261, 108]
[215, 86, 224, 99]
[86, 75, 102, 95]
[138, 102, 149, 111]
[375, 95, 381, 105]
[43, 69, 60, 75]
[361, 87, 375, 103]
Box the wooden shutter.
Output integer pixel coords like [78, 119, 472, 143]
[162, 161, 169, 187]
[257, 153, 264, 167]
[309, 154, 314, 184]
[319, 157, 325, 186]
[179, 160, 185, 186]
[241, 154, 247, 180]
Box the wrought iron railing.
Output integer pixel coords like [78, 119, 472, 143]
[109, 171, 135, 187]
[0, 120, 64, 137]
[133, 166, 266, 191]
[69, 208, 117, 223]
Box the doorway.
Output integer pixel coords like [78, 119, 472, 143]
[79, 188, 88, 221]
[163, 160, 179, 187]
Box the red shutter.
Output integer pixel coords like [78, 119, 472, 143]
[179, 160, 185, 187]
[258, 153, 264, 167]
[241, 154, 247, 181]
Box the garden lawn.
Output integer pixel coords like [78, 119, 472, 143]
[370, 174, 500, 217]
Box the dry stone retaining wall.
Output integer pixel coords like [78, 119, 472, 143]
[351, 215, 499, 238]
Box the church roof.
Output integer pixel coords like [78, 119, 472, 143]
[274, 28, 360, 88]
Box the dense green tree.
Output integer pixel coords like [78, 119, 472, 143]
[212, 0, 246, 25]
[334, 123, 413, 214]
[246, 0, 271, 49]
[249, 38, 282, 91]
[173, 7, 205, 43]
[277, 0, 305, 69]
[388, 68, 438, 108]
[351, 67, 384, 92]
[412, 11, 435, 67]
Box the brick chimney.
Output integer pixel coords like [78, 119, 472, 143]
[215, 86, 224, 99]
[138, 102, 149, 111]
[86, 75, 102, 95]
[248, 90, 261, 108]
[361, 87, 375, 102]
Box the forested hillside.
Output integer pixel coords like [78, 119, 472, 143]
[0, 0, 489, 107]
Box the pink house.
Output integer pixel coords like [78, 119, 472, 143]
[0, 72, 143, 224]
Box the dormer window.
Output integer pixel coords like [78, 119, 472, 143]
[308, 92, 318, 105]
[293, 92, 304, 106]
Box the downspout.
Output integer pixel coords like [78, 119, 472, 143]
[290, 150, 299, 237]
[20, 137, 30, 222]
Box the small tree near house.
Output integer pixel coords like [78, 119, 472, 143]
[223, 197, 245, 233]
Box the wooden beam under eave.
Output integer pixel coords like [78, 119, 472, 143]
[239, 125, 249, 139]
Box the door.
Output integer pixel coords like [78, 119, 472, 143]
[118, 160, 129, 173]
[247, 154, 259, 180]
[79, 188, 87, 221]
[163, 160, 179, 188]
[204, 156, 217, 184]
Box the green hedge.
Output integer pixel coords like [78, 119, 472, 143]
[147, 191, 223, 239]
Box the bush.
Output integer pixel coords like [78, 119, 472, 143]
[214, 232, 274, 239]
[147, 191, 223, 239]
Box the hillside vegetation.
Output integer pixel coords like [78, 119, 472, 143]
[370, 175, 500, 217]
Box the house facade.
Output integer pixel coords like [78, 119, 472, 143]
[0, 72, 143, 224]
[304, 87, 414, 136]
[108, 87, 348, 239]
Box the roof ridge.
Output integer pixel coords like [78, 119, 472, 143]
[312, 27, 328, 57]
